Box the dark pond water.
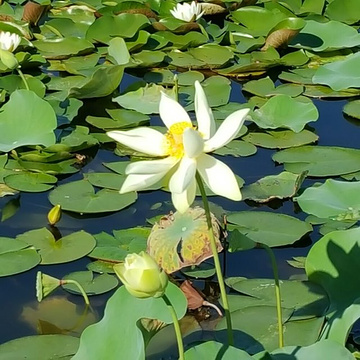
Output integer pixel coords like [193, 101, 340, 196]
[1, 74, 360, 347]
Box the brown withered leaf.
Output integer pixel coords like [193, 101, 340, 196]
[180, 280, 204, 310]
[22, 1, 49, 26]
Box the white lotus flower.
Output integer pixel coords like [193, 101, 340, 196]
[107, 81, 250, 213]
[0, 32, 21, 52]
[170, 1, 204, 22]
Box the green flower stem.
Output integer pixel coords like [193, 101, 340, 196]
[195, 172, 234, 346]
[261, 244, 284, 348]
[162, 294, 184, 360]
[17, 68, 30, 90]
[61, 279, 90, 306]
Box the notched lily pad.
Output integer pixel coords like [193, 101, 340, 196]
[4, 172, 57, 192]
[48, 180, 137, 213]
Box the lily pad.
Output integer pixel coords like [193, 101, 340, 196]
[0, 89, 57, 152]
[4, 172, 57, 192]
[227, 211, 312, 247]
[17, 228, 96, 265]
[273, 146, 360, 176]
[213, 140, 257, 157]
[343, 100, 360, 119]
[295, 179, 360, 220]
[0, 334, 79, 360]
[0, 238, 40, 277]
[48, 180, 137, 213]
[241, 171, 305, 202]
[243, 129, 318, 149]
[325, 0, 360, 25]
[251, 95, 318, 133]
[62, 271, 118, 296]
[312, 52, 360, 91]
[84, 173, 125, 190]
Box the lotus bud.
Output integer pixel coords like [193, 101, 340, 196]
[36, 271, 61, 302]
[114, 251, 168, 299]
[47, 205, 62, 225]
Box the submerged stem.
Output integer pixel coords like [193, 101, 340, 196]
[162, 294, 184, 360]
[261, 244, 284, 348]
[17, 68, 29, 90]
[195, 172, 234, 346]
[61, 279, 90, 306]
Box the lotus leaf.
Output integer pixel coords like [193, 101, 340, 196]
[325, 0, 360, 25]
[72, 283, 186, 360]
[343, 99, 360, 119]
[213, 140, 257, 157]
[4, 172, 57, 192]
[0, 90, 57, 152]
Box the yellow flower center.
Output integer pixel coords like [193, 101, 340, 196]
[164, 121, 193, 158]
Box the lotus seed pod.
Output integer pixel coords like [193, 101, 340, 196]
[147, 206, 223, 273]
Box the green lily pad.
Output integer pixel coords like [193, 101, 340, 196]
[48, 180, 137, 213]
[84, 173, 125, 190]
[86, 260, 115, 274]
[181, 262, 215, 278]
[325, 0, 360, 25]
[292, 20, 360, 52]
[313, 52, 360, 91]
[252, 95, 318, 133]
[0, 237, 40, 277]
[88, 227, 149, 262]
[273, 146, 360, 176]
[227, 211, 312, 247]
[187, 44, 234, 68]
[343, 100, 360, 119]
[216, 305, 293, 353]
[86, 14, 150, 44]
[242, 77, 304, 97]
[0, 334, 79, 360]
[34, 37, 94, 59]
[62, 271, 118, 296]
[4, 172, 57, 192]
[0, 89, 57, 152]
[243, 129, 318, 149]
[17, 228, 96, 265]
[304, 85, 360, 98]
[279, 68, 316, 85]
[241, 171, 305, 202]
[108, 37, 130, 66]
[226, 278, 328, 319]
[296, 179, 360, 220]
[213, 140, 257, 157]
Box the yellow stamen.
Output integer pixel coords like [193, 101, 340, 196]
[163, 121, 193, 158]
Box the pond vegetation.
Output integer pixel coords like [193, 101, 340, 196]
[0, 0, 360, 359]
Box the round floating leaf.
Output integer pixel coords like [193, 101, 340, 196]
[227, 211, 312, 247]
[0, 244, 40, 276]
[243, 129, 318, 149]
[62, 271, 118, 296]
[252, 95, 318, 133]
[213, 140, 257, 157]
[343, 100, 360, 119]
[48, 180, 137, 213]
[84, 172, 125, 190]
[34, 37, 94, 58]
[325, 0, 360, 25]
[241, 171, 305, 203]
[304, 85, 360, 98]
[73, 283, 186, 360]
[227, 278, 328, 320]
[181, 262, 215, 279]
[185, 341, 253, 360]
[188, 44, 234, 67]
[292, 20, 360, 52]
[0, 335, 79, 360]
[242, 77, 304, 98]
[17, 227, 96, 265]
[273, 146, 360, 176]
[108, 37, 130, 66]
[267, 340, 355, 359]
[0, 89, 57, 152]
[312, 52, 360, 91]
[296, 179, 360, 220]
[4, 172, 57, 192]
[216, 305, 293, 353]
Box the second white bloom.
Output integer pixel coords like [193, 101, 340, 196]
[107, 81, 250, 213]
[170, 1, 204, 22]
